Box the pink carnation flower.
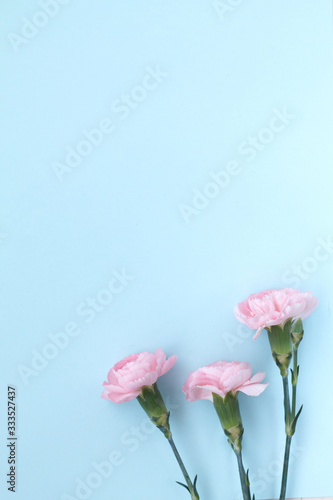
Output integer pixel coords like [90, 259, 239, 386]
[234, 288, 318, 340]
[182, 361, 267, 402]
[102, 348, 177, 403]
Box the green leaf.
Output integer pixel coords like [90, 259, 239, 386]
[193, 475, 199, 496]
[176, 481, 190, 492]
[289, 404, 303, 435]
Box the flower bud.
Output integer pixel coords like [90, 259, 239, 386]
[290, 318, 304, 350]
[137, 383, 171, 438]
[212, 392, 244, 452]
[266, 320, 293, 377]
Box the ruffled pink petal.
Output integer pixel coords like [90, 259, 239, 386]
[238, 382, 268, 397]
[123, 370, 158, 391]
[106, 369, 119, 385]
[102, 388, 141, 403]
[159, 354, 177, 376]
[183, 384, 225, 402]
[223, 367, 252, 393]
[253, 326, 264, 340]
[207, 360, 230, 369]
[102, 382, 128, 393]
[194, 365, 226, 387]
[113, 353, 140, 371]
[117, 365, 153, 386]
[153, 348, 166, 376]
[245, 371, 266, 384]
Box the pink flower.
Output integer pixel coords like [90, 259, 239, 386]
[234, 288, 318, 340]
[102, 348, 177, 403]
[182, 361, 267, 402]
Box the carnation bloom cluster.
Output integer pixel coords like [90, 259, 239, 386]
[234, 288, 318, 339]
[102, 347, 177, 403]
[101, 287, 318, 500]
[182, 361, 267, 401]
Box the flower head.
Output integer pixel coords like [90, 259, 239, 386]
[102, 348, 177, 403]
[182, 360, 267, 402]
[234, 288, 318, 339]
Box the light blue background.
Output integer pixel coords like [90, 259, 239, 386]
[1, 1, 333, 499]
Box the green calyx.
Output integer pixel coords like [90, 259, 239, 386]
[290, 318, 304, 350]
[136, 383, 171, 438]
[266, 320, 293, 377]
[213, 392, 244, 452]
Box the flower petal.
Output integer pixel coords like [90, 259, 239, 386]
[238, 382, 268, 397]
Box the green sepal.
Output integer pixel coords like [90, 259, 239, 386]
[213, 392, 244, 452]
[266, 320, 293, 376]
[136, 383, 171, 438]
[290, 318, 304, 350]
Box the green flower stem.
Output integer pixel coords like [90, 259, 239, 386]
[279, 347, 303, 500]
[137, 385, 199, 499]
[235, 449, 251, 500]
[280, 435, 292, 500]
[291, 348, 298, 419]
[282, 376, 291, 429]
[280, 375, 292, 500]
[167, 435, 199, 500]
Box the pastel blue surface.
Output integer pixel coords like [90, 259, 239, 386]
[1, 2, 333, 499]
